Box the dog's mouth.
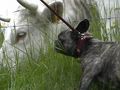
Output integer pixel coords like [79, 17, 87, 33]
[54, 40, 77, 57]
[54, 40, 66, 54]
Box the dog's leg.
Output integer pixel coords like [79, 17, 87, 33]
[80, 57, 103, 90]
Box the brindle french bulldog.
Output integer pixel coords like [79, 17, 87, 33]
[55, 19, 120, 90]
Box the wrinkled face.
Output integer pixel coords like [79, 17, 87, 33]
[55, 30, 77, 56]
[55, 19, 89, 57]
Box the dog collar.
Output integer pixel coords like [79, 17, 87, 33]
[76, 32, 92, 57]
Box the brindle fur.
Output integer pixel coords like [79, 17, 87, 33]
[55, 20, 120, 90]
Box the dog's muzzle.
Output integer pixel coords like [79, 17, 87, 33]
[54, 40, 78, 57]
[54, 40, 65, 54]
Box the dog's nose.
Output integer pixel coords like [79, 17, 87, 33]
[54, 40, 64, 50]
[54, 40, 60, 47]
[54, 40, 66, 55]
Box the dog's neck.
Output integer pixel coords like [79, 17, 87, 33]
[75, 39, 91, 57]
[75, 33, 93, 57]
[79, 38, 115, 57]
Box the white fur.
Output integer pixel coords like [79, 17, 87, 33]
[0, 0, 92, 68]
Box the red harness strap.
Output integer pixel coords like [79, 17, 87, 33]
[76, 32, 93, 56]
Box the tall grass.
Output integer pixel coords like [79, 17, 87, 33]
[0, 0, 120, 90]
[0, 46, 81, 90]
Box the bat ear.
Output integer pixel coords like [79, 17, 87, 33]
[75, 19, 89, 33]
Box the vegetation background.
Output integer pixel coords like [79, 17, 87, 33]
[0, 0, 120, 90]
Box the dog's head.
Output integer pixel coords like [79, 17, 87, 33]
[55, 19, 92, 57]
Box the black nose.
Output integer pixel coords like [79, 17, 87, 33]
[54, 40, 64, 50]
[54, 40, 61, 48]
[54, 40, 65, 54]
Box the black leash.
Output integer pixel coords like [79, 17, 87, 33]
[40, 0, 75, 31]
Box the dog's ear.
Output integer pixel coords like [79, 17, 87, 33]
[75, 19, 89, 33]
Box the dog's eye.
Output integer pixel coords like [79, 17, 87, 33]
[16, 32, 26, 43]
[71, 31, 79, 40]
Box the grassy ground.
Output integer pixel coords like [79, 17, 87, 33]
[0, 47, 81, 90]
